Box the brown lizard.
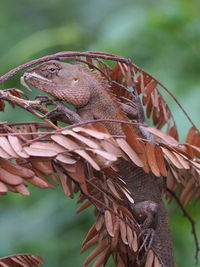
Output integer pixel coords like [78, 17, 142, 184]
[22, 60, 174, 267]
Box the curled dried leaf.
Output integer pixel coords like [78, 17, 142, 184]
[28, 176, 49, 189]
[154, 146, 167, 177]
[95, 214, 104, 232]
[82, 224, 98, 246]
[154, 255, 162, 267]
[31, 159, 54, 174]
[104, 210, 114, 237]
[84, 239, 108, 266]
[120, 219, 128, 245]
[111, 219, 120, 248]
[73, 126, 110, 139]
[91, 149, 117, 162]
[116, 138, 143, 167]
[56, 154, 76, 164]
[0, 168, 22, 185]
[92, 248, 111, 267]
[8, 136, 29, 158]
[76, 200, 92, 214]
[81, 235, 99, 254]
[132, 231, 138, 252]
[162, 148, 183, 169]
[0, 181, 8, 193]
[54, 164, 73, 197]
[31, 141, 66, 153]
[0, 136, 19, 157]
[107, 179, 122, 200]
[0, 158, 34, 178]
[24, 147, 57, 157]
[15, 184, 30, 196]
[146, 127, 179, 146]
[62, 129, 100, 149]
[0, 147, 10, 159]
[146, 143, 160, 177]
[145, 250, 154, 267]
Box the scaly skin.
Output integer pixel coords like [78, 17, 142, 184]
[22, 60, 174, 267]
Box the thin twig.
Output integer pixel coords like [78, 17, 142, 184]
[0, 121, 52, 128]
[0, 118, 143, 144]
[167, 188, 200, 265]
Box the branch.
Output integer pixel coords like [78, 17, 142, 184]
[0, 89, 58, 129]
[167, 188, 200, 265]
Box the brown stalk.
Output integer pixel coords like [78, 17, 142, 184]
[167, 188, 200, 265]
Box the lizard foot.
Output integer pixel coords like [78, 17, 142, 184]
[42, 102, 82, 124]
[35, 95, 55, 105]
[136, 228, 155, 265]
[138, 228, 155, 252]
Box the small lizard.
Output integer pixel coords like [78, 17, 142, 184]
[22, 60, 174, 267]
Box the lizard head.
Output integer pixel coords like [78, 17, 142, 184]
[21, 60, 92, 108]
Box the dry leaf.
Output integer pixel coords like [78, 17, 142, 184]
[62, 129, 100, 149]
[146, 128, 179, 146]
[0, 168, 22, 185]
[154, 145, 168, 177]
[146, 143, 160, 177]
[120, 219, 128, 245]
[0, 159, 34, 178]
[73, 126, 110, 139]
[145, 250, 154, 267]
[116, 138, 143, 167]
[24, 147, 57, 157]
[0, 136, 19, 157]
[104, 210, 114, 237]
[8, 136, 29, 158]
[84, 239, 108, 266]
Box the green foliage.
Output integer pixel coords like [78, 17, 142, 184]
[0, 0, 199, 266]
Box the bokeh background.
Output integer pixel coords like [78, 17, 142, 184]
[0, 0, 200, 266]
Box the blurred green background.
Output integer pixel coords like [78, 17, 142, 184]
[0, 0, 200, 266]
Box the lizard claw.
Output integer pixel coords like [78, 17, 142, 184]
[42, 102, 82, 124]
[138, 228, 155, 252]
[35, 95, 54, 105]
[136, 228, 155, 265]
[42, 109, 62, 120]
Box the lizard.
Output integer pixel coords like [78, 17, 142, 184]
[21, 60, 174, 267]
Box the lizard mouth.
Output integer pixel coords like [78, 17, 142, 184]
[20, 72, 52, 92]
[20, 74, 32, 92]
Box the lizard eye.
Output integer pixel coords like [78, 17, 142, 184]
[47, 66, 58, 74]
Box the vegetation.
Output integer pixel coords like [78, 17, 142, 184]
[0, 1, 199, 266]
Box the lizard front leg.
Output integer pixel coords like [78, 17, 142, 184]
[36, 97, 83, 124]
[131, 200, 158, 230]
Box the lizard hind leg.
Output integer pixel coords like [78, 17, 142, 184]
[131, 200, 159, 265]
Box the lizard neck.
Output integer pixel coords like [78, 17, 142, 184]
[78, 82, 128, 135]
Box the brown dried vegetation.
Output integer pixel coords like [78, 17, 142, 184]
[0, 51, 199, 266]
